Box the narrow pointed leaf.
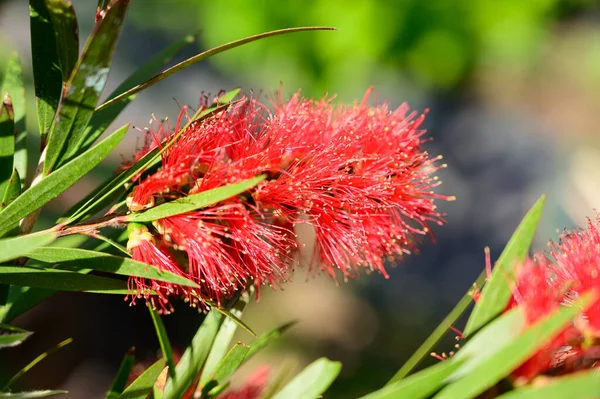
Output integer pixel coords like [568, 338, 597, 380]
[43, 0, 130, 173]
[45, 0, 79, 80]
[128, 175, 266, 222]
[246, 321, 296, 360]
[65, 99, 235, 224]
[0, 124, 128, 236]
[79, 34, 196, 153]
[360, 358, 466, 399]
[163, 311, 223, 399]
[0, 232, 57, 263]
[0, 331, 33, 349]
[119, 358, 166, 399]
[0, 54, 26, 187]
[464, 195, 546, 336]
[212, 344, 250, 383]
[149, 307, 176, 380]
[106, 348, 135, 399]
[27, 247, 199, 287]
[0, 94, 15, 198]
[0, 391, 67, 398]
[0, 286, 54, 323]
[434, 292, 596, 399]
[1, 169, 21, 211]
[0, 266, 130, 293]
[29, 0, 62, 141]
[199, 294, 249, 386]
[271, 358, 341, 399]
[496, 370, 600, 399]
[96, 27, 336, 112]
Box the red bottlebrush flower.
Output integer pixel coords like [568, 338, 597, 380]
[124, 88, 451, 310]
[504, 215, 600, 383]
[218, 366, 270, 399]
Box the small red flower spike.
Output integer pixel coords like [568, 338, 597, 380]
[123, 89, 452, 311]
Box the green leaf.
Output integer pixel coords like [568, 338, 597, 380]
[199, 294, 249, 386]
[496, 370, 600, 399]
[29, 0, 62, 142]
[1, 169, 21, 211]
[119, 359, 166, 399]
[0, 94, 15, 198]
[271, 357, 341, 399]
[106, 348, 135, 399]
[43, 0, 130, 173]
[0, 266, 130, 294]
[96, 27, 336, 112]
[434, 292, 596, 399]
[0, 124, 128, 236]
[128, 175, 266, 222]
[212, 344, 249, 383]
[464, 195, 546, 336]
[0, 286, 55, 323]
[45, 0, 79, 80]
[163, 311, 223, 399]
[246, 322, 296, 360]
[79, 34, 196, 154]
[65, 99, 235, 224]
[27, 247, 199, 287]
[360, 358, 466, 399]
[0, 391, 67, 398]
[0, 331, 33, 349]
[0, 54, 26, 187]
[0, 233, 57, 264]
[204, 298, 256, 337]
[149, 307, 176, 381]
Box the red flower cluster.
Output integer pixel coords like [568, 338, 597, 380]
[125, 89, 451, 312]
[506, 215, 600, 383]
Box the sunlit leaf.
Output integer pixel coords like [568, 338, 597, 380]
[43, 0, 130, 173]
[212, 344, 249, 383]
[79, 34, 196, 153]
[271, 357, 341, 399]
[29, 0, 62, 142]
[0, 329, 33, 349]
[1, 169, 21, 212]
[464, 195, 546, 336]
[106, 348, 135, 399]
[0, 233, 57, 264]
[0, 54, 26, 187]
[0, 124, 128, 236]
[496, 370, 600, 399]
[96, 27, 335, 113]
[149, 307, 176, 380]
[434, 292, 596, 399]
[27, 247, 199, 287]
[119, 358, 166, 399]
[0, 391, 67, 398]
[45, 0, 79, 80]
[128, 175, 266, 222]
[246, 321, 296, 360]
[163, 311, 223, 399]
[0, 94, 15, 199]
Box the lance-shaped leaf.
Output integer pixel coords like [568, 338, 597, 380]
[119, 358, 166, 399]
[0, 94, 15, 199]
[43, 0, 130, 174]
[212, 344, 249, 383]
[271, 358, 341, 399]
[149, 307, 176, 380]
[27, 247, 199, 287]
[0, 54, 26, 187]
[0, 391, 67, 398]
[0, 124, 128, 236]
[360, 358, 466, 399]
[163, 311, 223, 399]
[79, 33, 196, 154]
[1, 169, 21, 211]
[0, 232, 57, 263]
[128, 175, 266, 222]
[0, 266, 130, 294]
[0, 286, 54, 323]
[46, 0, 79, 80]
[96, 27, 336, 113]
[496, 369, 600, 399]
[435, 292, 596, 399]
[246, 321, 296, 360]
[0, 325, 33, 349]
[106, 348, 135, 399]
[29, 0, 62, 142]
[464, 195, 546, 336]
[65, 98, 236, 224]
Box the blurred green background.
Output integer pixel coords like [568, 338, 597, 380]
[2, 0, 600, 397]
